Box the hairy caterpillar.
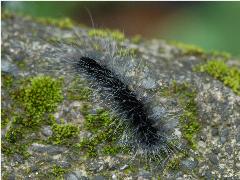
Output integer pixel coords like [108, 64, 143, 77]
[47, 29, 182, 169]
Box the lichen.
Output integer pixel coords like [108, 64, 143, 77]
[88, 28, 125, 42]
[195, 60, 240, 96]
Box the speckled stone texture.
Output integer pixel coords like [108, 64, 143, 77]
[1, 14, 240, 179]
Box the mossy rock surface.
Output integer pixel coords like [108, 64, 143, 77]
[1, 12, 240, 179]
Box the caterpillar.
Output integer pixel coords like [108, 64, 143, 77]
[75, 56, 160, 147]
[47, 30, 182, 168]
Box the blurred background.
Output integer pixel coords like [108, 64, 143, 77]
[2, 1, 240, 57]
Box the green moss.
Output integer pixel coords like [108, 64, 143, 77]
[49, 123, 79, 145]
[52, 165, 68, 178]
[1, 142, 30, 159]
[131, 34, 142, 44]
[123, 164, 138, 174]
[88, 28, 125, 42]
[16, 61, 27, 70]
[102, 145, 122, 155]
[1, 73, 14, 89]
[165, 152, 187, 172]
[195, 60, 240, 95]
[85, 110, 112, 132]
[2, 75, 64, 159]
[160, 82, 200, 149]
[1, 109, 10, 129]
[170, 41, 232, 61]
[13, 76, 63, 126]
[77, 109, 125, 157]
[170, 41, 204, 56]
[5, 126, 24, 143]
[36, 17, 74, 29]
[1, 117, 10, 129]
[80, 103, 92, 116]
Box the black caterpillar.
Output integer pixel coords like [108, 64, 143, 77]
[48, 32, 181, 167]
[75, 56, 161, 147]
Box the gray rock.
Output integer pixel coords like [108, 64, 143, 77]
[65, 173, 79, 180]
[225, 145, 233, 155]
[236, 133, 240, 143]
[180, 158, 198, 170]
[211, 127, 218, 136]
[209, 153, 219, 165]
[29, 143, 67, 155]
[13, 154, 24, 164]
[42, 126, 53, 137]
[2, 12, 240, 180]
[8, 175, 16, 180]
[141, 77, 157, 89]
[58, 161, 71, 168]
[31, 165, 38, 173]
[92, 176, 105, 180]
[204, 170, 213, 180]
[1, 60, 17, 73]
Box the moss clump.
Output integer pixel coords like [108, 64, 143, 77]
[88, 28, 125, 42]
[84, 110, 112, 132]
[2, 75, 63, 159]
[16, 61, 27, 70]
[13, 76, 63, 126]
[102, 145, 122, 155]
[131, 34, 142, 44]
[52, 165, 68, 178]
[195, 60, 240, 96]
[49, 123, 79, 145]
[78, 109, 124, 157]
[170, 41, 204, 56]
[1, 73, 14, 128]
[160, 82, 200, 149]
[1, 142, 30, 159]
[36, 17, 74, 29]
[164, 152, 187, 172]
[5, 126, 23, 143]
[1, 110, 10, 129]
[1, 117, 10, 129]
[2, 73, 14, 89]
